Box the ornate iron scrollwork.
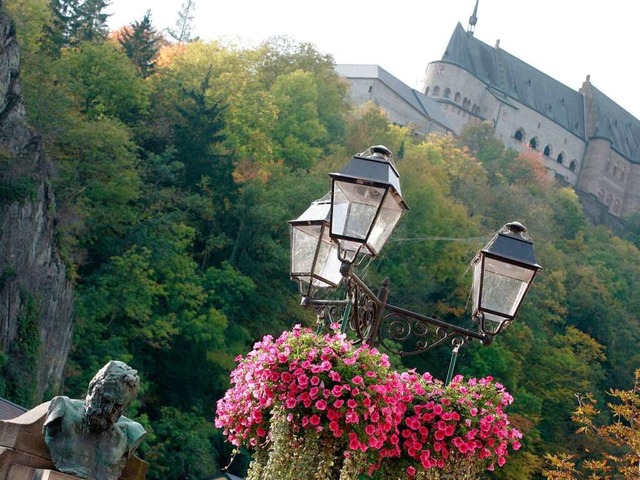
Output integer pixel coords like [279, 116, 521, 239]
[302, 272, 487, 358]
[313, 303, 343, 323]
[345, 278, 379, 342]
[377, 311, 470, 356]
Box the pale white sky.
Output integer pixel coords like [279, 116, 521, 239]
[107, 0, 640, 120]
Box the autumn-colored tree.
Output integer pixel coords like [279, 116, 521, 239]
[543, 369, 640, 479]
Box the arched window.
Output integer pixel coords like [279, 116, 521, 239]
[454, 92, 461, 103]
[425, 86, 430, 96]
[514, 128, 525, 141]
[557, 152, 565, 164]
[569, 160, 577, 172]
[529, 136, 538, 150]
[444, 88, 451, 98]
[598, 189, 605, 201]
[433, 86, 440, 96]
[543, 145, 552, 157]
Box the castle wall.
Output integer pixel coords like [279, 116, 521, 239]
[342, 77, 449, 136]
[495, 98, 586, 186]
[424, 63, 488, 133]
[424, 61, 586, 186]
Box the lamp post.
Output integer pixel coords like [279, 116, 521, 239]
[288, 146, 541, 380]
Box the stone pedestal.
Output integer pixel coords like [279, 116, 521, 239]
[7, 465, 78, 480]
[0, 403, 147, 480]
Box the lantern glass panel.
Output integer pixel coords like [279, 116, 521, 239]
[473, 256, 536, 320]
[331, 182, 386, 242]
[368, 191, 406, 255]
[291, 223, 342, 288]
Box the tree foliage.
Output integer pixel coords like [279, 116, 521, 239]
[117, 11, 165, 78]
[45, 0, 111, 52]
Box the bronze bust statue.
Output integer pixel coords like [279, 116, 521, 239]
[43, 361, 147, 480]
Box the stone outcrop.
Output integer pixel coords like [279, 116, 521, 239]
[0, 4, 74, 401]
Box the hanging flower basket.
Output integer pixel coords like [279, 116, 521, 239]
[215, 325, 521, 479]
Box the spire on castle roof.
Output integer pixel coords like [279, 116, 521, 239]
[468, 0, 479, 35]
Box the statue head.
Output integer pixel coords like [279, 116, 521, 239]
[83, 360, 140, 432]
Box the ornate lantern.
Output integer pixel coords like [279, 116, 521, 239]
[329, 145, 409, 261]
[288, 196, 343, 298]
[471, 222, 542, 336]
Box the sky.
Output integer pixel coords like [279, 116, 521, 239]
[107, 0, 640, 120]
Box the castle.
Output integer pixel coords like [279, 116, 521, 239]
[336, 13, 640, 224]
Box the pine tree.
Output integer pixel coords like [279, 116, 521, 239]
[45, 0, 80, 52]
[74, 0, 110, 44]
[167, 0, 196, 44]
[118, 11, 165, 78]
[45, 0, 110, 53]
[174, 70, 229, 189]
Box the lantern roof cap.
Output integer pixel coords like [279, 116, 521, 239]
[482, 222, 541, 269]
[329, 145, 403, 197]
[288, 194, 332, 224]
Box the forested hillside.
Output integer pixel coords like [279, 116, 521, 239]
[2, 1, 640, 478]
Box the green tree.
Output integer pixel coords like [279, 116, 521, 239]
[54, 41, 150, 123]
[53, 117, 141, 268]
[117, 11, 165, 78]
[254, 37, 347, 143]
[145, 407, 217, 480]
[45, 0, 110, 52]
[174, 70, 230, 190]
[270, 70, 327, 170]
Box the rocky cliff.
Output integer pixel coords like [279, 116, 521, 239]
[0, 3, 74, 404]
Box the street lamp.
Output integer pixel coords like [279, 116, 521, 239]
[288, 146, 541, 372]
[329, 145, 409, 261]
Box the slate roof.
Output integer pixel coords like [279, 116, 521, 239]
[440, 23, 586, 139]
[335, 64, 454, 131]
[589, 85, 640, 162]
[0, 397, 27, 420]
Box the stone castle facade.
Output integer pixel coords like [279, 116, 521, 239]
[337, 23, 640, 221]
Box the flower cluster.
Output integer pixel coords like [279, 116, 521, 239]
[215, 324, 406, 470]
[215, 325, 521, 479]
[396, 372, 521, 477]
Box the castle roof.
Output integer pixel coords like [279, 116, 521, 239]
[335, 64, 453, 131]
[587, 84, 640, 162]
[440, 23, 586, 139]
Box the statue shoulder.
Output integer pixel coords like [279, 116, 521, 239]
[118, 415, 147, 452]
[43, 396, 84, 426]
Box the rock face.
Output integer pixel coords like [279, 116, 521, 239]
[0, 5, 74, 402]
